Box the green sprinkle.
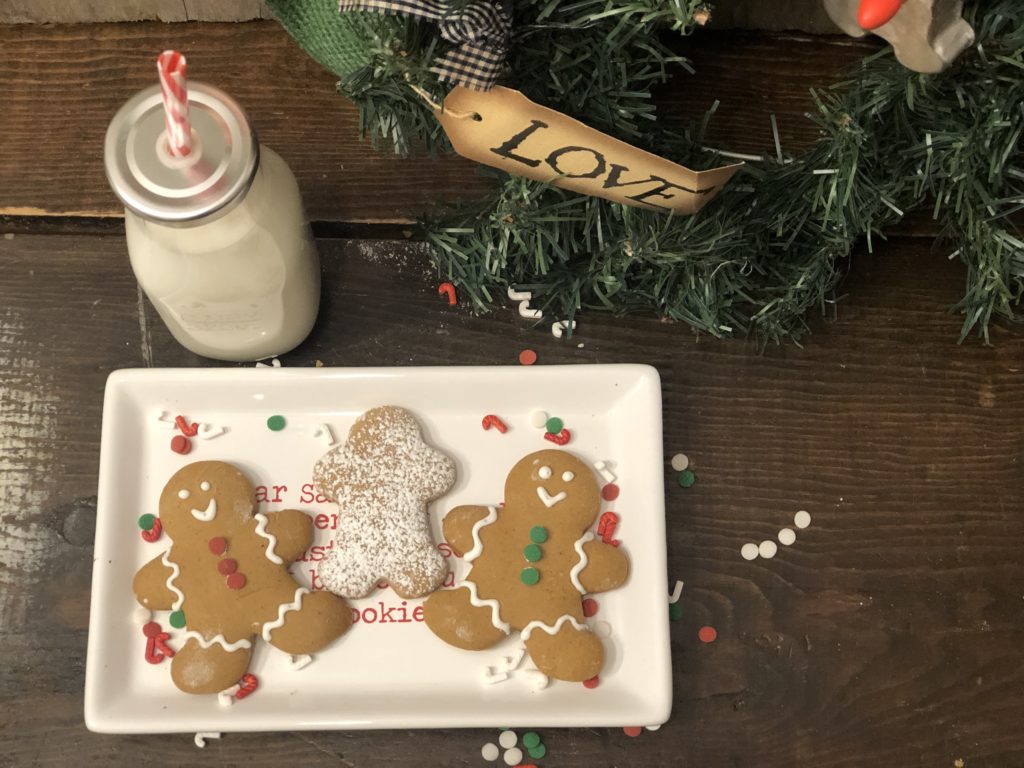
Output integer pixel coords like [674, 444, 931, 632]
[669, 603, 683, 621]
[528, 745, 547, 759]
[523, 543, 543, 562]
[520, 567, 540, 586]
[267, 415, 286, 431]
[545, 416, 563, 434]
[522, 732, 541, 749]
[677, 469, 696, 488]
[169, 610, 186, 629]
[138, 513, 156, 531]
[529, 526, 549, 543]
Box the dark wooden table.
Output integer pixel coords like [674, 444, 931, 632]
[2, 20, 1023, 768]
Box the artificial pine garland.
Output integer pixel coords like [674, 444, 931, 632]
[269, 0, 1023, 343]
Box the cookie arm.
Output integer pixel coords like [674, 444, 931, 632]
[577, 539, 629, 594]
[442, 505, 494, 557]
[132, 553, 177, 610]
[260, 509, 314, 564]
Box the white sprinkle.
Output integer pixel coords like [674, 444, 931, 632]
[670, 453, 689, 471]
[592, 620, 612, 638]
[759, 540, 778, 559]
[503, 747, 523, 766]
[529, 410, 548, 428]
[741, 543, 759, 561]
[132, 606, 152, 625]
[499, 730, 518, 749]
[518, 300, 542, 319]
[645, 724, 662, 731]
[288, 654, 313, 670]
[778, 528, 796, 546]
[668, 580, 684, 604]
[551, 319, 576, 338]
[482, 743, 500, 761]
[794, 510, 812, 529]
[483, 668, 509, 685]
[193, 732, 221, 748]
[594, 460, 616, 484]
[507, 287, 532, 301]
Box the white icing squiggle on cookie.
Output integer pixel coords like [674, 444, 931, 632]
[161, 551, 185, 611]
[260, 587, 309, 641]
[252, 513, 284, 564]
[520, 614, 588, 642]
[184, 630, 252, 652]
[464, 507, 498, 562]
[569, 531, 594, 594]
[456, 581, 510, 634]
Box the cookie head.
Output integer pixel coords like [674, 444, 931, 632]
[504, 449, 600, 529]
[158, 461, 255, 538]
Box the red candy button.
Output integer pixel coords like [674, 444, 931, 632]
[170, 435, 191, 455]
[698, 625, 718, 644]
[142, 621, 162, 638]
[226, 572, 246, 590]
[218, 558, 238, 575]
[623, 726, 643, 738]
[583, 675, 600, 689]
[582, 598, 599, 617]
[518, 349, 538, 366]
[601, 483, 620, 501]
[208, 537, 227, 556]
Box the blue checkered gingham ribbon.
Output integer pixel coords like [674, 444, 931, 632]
[339, 0, 511, 91]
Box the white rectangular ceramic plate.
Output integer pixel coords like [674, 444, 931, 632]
[85, 365, 670, 733]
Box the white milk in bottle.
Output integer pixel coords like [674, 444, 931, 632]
[104, 82, 320, 361]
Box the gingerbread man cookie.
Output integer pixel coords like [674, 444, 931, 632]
[312, 406, 456, 599]
[423, 449, 628, 682]
[133, 461, 352, 695]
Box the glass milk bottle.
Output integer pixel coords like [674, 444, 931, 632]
[104, 83, 320, 361]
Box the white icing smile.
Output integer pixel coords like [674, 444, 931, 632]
[536, 486, 568, 508]
[190, 497, 217, 522]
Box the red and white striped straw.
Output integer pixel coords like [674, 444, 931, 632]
[157, 50, 191, 157]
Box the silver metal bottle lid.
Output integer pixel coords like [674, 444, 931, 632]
[104, 82, 259, 222]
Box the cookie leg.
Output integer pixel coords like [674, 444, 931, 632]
[317, 546, 379, 599]
[423, 585, 508, 651]
[386, 543, 449, 599]
[524, 621, 604, 682]
[170, 637, 253, 695]
[265, 591, 353, 655]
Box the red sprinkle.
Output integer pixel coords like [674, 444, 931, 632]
[218, 558, 239, 575]
[582, 598, 599, 617]
[601, 483, 620, 501]
[234, 673, 259, 700]
[437, 282, 457, 306]
[142, 621, 162, 639]
[543, 428, 571, 446]
[170, 435, 191, 455]
[208, 537, 227, 556]
[481, 414, 509, 433]
[226, 572, 247, 590]
[518, 349, 538, 366]
[623, 727, 643, 738]
[174, 415, 199, 436]
[598, 511, 619, 545]
[140, 518, 163, 543]
[583, 675, 600, 689]
[154, 632, 175, 659]
[698, 625, 718, 644]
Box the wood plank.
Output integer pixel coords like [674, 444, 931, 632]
[0, 21, 885, 225]
[2, 230, 1023, 765]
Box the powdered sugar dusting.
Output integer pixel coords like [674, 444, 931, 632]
[312, 407, 456, 598]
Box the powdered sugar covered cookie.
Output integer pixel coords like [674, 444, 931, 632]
[312, 406, 456, 599]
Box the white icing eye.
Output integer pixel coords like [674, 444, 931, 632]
[538, 465, 552, 480]
[562, 471, 575, 482]
[177, 489, 190, 499]
[200, 481, 211, 491]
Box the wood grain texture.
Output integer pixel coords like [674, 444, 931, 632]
[0, 0, 272, 23]
[0, 21, 883, 224]
[1, 231, 1022, 766]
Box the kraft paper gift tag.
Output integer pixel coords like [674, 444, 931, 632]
[436, 86, 742, 215]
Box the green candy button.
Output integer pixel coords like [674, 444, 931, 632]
[137, 513, 156, 531]
[522, 732, 541, 749]
[669, 603, 683, 621]
[520, 567, 540, 586]
[528, 745, 547, 760]
[677, 469, 696, 488]
[169, 610, 186, 629]
[545, 416, 563, 434]
[267, 415, 286, 431]
[523, 543, 543, 562]
[529, 526, 549, 544]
